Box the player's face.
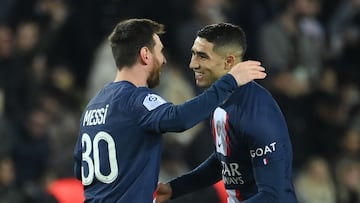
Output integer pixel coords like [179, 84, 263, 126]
[147, 34, 166, 88]
[189, 37, 228, 88]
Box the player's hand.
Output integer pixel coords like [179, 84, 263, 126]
[228, 60, 266, 86]
[155, 182, 172, 203]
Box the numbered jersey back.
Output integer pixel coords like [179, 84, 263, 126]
[74, 81, 165, 202]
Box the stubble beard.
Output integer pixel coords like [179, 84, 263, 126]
[147, 60, 161, 89]
[147, 72, 160, 89]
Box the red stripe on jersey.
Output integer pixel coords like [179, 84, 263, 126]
[225, 114, 231, 156]
[153, 188, 157, 199]
[212, 117, 217, 143]
[236, 189, 243, 201]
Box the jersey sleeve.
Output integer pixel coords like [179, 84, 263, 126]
[131, 74, 238, 133]
[243, 91, 290, 202]
[169, 152, 222, 199]
[246, 100, 288, 166]
[241, 161, 285, 203]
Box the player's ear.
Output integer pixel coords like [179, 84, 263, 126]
[140, 47, 151, 65]
[224, 55, 235, 70]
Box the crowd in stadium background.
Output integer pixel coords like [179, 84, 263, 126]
[0, 0, 359, 202]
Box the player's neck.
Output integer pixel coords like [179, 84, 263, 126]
[114, 66, 148, 87]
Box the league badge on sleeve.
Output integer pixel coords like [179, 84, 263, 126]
[143, 94, 167, 111]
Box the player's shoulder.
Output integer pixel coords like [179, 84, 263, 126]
[248, 81, 270, 93]
[117, 84, 168, 111]
[230, 82, 279, 115]
[234, 81, 272, 99]
[88, 81, 131, 102]
[88, 81, 168, 112]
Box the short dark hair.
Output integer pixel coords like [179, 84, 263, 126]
[197, 23, 247, 59]
[108, 18, 165, 69]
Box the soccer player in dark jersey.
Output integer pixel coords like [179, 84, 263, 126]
[155, 23, 298, 203]
[73, 19, 266, 203]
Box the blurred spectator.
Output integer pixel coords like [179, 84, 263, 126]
[0, 24, 13, 59]
[0, 86, 15, 156]
[85, 39, 116, 100]
[13, 20, 46, 118]
[349, 104, 360, 132]
[15, 21, 40, 54]
[339, 80, 360, 114]
[1, 21, 44, 125]
[336, 128, 360, 163]
[39, 88, 81, 178]
[10, 106, 58, 203]
[335, 160, 360, 203]
[313, 63, 339, 94]
[328, 0, 360, 58]
[35, 0, 99, 88]
[294, 156, 336, 203]
[0, 24, 28, 124]
[328, 0, 360, 86]
[0, 155, 24, 203]
[297, 0, 326, 82]
[306, 91, 347, 160]
[0, 114, 15, 157]
[0, 0, 15, 23]
[228, 0, 278, 59]
[258, 0, 324, 94]
[12, 106, 51, 187]
[175, 0, 233, 82]
[49, 63, 82, 105]
[296, 64, 339, 164]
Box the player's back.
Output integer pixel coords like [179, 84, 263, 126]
[74, 81, 165, 203]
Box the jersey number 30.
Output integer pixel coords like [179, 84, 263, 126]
[81, 132, 118, 185]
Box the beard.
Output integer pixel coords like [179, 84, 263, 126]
[147, 58, 162, 89]
[147, 71, 160, 89]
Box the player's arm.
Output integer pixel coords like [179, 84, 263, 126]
[242, 96, 290, 202]
[164, 152, 222, 200]
[158, 73, 236, 132]
[138, 61, 265, 133]
[241, 161, 285, 203]
[159, 61, 265, 132]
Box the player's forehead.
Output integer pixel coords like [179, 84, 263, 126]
[191, 37, 214, 54]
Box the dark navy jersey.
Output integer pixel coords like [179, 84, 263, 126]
[73, 74, 238, 203]
[170, 82, 298, 203]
